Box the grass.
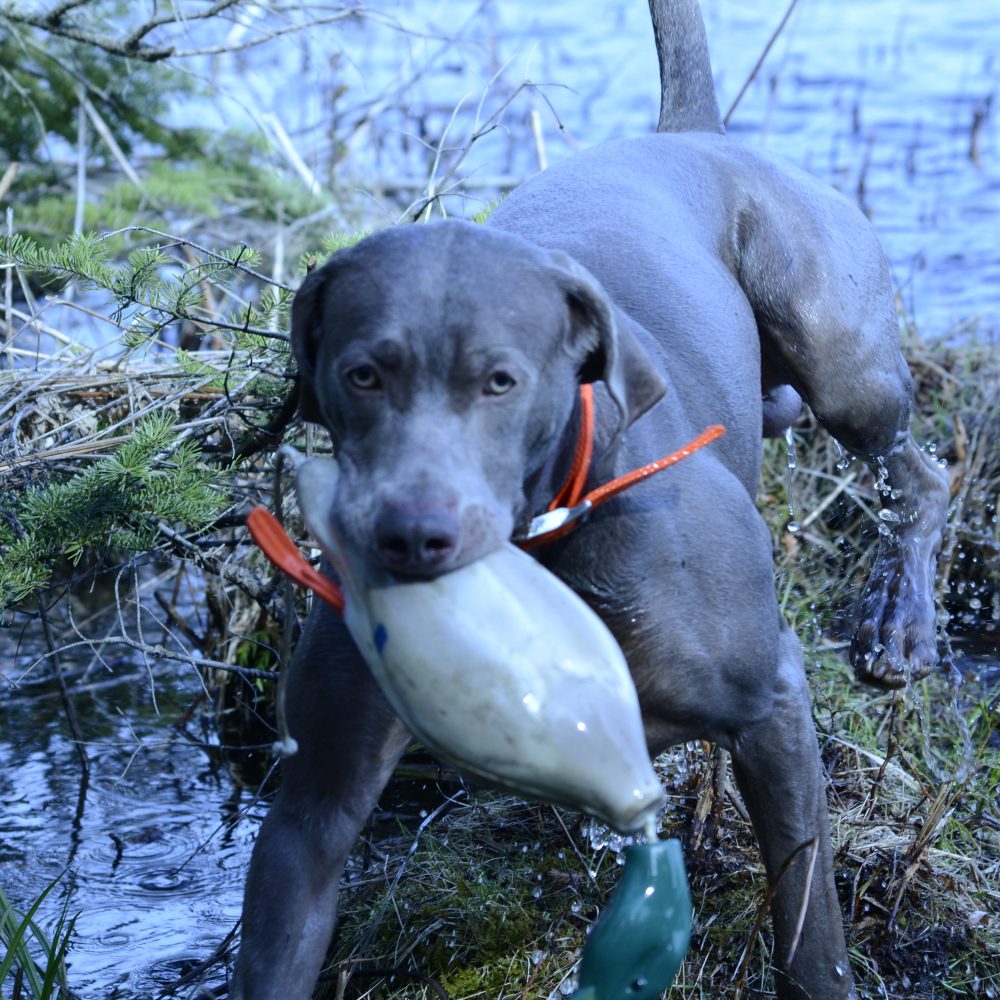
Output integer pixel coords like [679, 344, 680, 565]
[0, 874, 76, 1000]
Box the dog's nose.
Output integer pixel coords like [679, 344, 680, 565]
[374, 505, 460, 575]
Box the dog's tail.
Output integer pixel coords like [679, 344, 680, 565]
[648, 0, 724, 134]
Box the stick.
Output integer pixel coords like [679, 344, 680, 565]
[74, 86, 88, 234]
[724, 0, 800, 125]
[0, 161, 19, 201]
[80, 92, 143, 188]
[37, 590, 91, 781]
[2, 207, 11, 369]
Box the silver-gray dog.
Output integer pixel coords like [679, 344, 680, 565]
[231, 1, 949, 997]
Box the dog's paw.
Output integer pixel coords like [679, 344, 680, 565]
[850, 535, 940, 689]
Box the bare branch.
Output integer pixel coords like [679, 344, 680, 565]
[399, 79, 538, 224]
[3, 3, 363, 63]
[123, 0, 242, 51]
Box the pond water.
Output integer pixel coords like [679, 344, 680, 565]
[227, 0, 999, 335]
[0, 611, 263, 998]
[1, 2, 998, 997]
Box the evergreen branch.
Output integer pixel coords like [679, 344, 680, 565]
[98, 227, 292, 290]
[0, 230, 294, 343]
[0, 412, 226, 607]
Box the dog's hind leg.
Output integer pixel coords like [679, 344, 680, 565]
[230, 615, 410, 1000]
[731, 625, 855, 1000]
[736, 194, 950, 688]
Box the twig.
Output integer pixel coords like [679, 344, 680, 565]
[530, 108, 547, 171]
[732, 835, 818, 994]
[399, 78, 536, 223]
[17, 633, 278, 686]
[263, 113, 320, 195]
[123, 0, 241, 51]
[74, 85, 87, 236]
[784, 837, 818, 966]
[44, 0, 92, 25]
[723, 0, 800, 125]
[80, 91, 143, 187]
[5, 4, 360, 62]
[37, 589, 91, 780]
[799, 468, 859, 530]
[551, 807, 600, 885]
[2, 207, 11, 369]
[0, 161, 19, 201]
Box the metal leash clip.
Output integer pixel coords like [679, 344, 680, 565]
[515, 498, 594, 545]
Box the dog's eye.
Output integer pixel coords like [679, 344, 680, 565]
[484, 370, 516, 396]
[346, 364, 381, 391]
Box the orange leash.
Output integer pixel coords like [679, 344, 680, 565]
[585, 422, 726, 507]
[548, 384, 595, 511]
[246, 506, 345, 612]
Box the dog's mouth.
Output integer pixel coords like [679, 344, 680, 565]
[369, 547, 458, 583]
[364, 495, 515, 581]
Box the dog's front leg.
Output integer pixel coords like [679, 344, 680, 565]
[730, 626, 855, 1000]
[230, 610, 410, 1000]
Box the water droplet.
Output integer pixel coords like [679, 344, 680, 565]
[786, 520, 800, 534]
[784, 427, 798, 522]
[784, 427, 798, 470]
[532, 886, 542, 899]
[878, 509, 900, 523]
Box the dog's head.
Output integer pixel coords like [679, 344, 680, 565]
[291, 220, 665, 577]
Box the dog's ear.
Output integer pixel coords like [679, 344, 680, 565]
[290, 264, 332, 425]
[549, 253, 667, 471]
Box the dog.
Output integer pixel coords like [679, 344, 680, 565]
[230, 1, 950, 997]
